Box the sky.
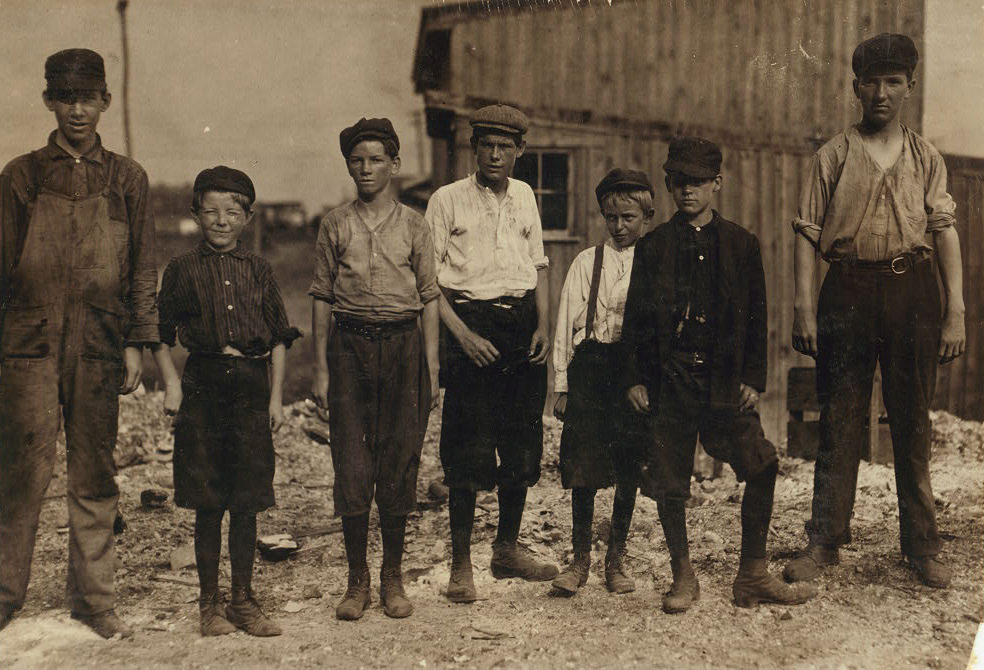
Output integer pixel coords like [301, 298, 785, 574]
[0, 0, 981, 214]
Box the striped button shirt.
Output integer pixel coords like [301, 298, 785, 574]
[159, 241, 300, 356]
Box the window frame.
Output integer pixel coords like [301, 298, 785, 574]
[513, 147, 575, 238]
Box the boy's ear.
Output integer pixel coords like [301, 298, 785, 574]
[100, 91, 112, 112]
[42, 91, 55, 112]
[664, 175, 672, 193]
[852, 78, 861, 100]
[712, 175, 723, 193]
[391, 155, 402, 176]
[516, 140, 527, 159]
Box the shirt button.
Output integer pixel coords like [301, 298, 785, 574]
[224, 280, 231, 286]
[698, 255, 705, 261]
[75, 158, 81, 164]
[695, 226, 701, 232]
[227, 305, 234, 310]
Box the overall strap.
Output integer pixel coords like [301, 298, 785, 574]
[584, 243, 605, 341]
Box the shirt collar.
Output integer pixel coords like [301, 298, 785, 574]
[43, 130, 106, 165]
[470, 172, 513, 200]
[197, 239, 249, 259]
[671, 209, 720, 231]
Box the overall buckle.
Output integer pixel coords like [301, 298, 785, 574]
[890, 255, 909, 275]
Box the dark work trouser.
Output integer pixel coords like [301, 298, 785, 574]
[807, 259, 942, 557]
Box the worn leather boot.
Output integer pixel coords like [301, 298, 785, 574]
[199, 594, 237, 636]
[335, 567, 371, 620]
[604, 545, 636, 594]
[662, 557, 699, 614]
[733, 558, 818, 607]
[552, 553, 590, 594]
[446, 555, 477, 603]
[71, 610, 135, 639]
[491, 542, 560, 581]
[380, 568, 413, 618]
[783, 542, 839, 582]
[226, 588, 282, 636]
[907, 555, 952, 589]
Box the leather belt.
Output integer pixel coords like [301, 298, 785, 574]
[334, 315, 416, 341]
[833, 250, 930, 275]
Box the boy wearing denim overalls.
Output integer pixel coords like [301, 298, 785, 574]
[0, 49, 158, 637]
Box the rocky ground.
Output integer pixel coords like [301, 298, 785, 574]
[1, 390, 982, 670]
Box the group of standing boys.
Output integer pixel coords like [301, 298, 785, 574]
[0, 31, 965, 639]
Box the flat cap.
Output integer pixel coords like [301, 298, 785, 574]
[663, 137, 722, 179]
[45, 48, 106, 91]
[595, 168, 654, 206]
[193, 166, 256, 205]
[852, 33, 918, 77]
[339, 117, 400, 158]
[470, 104, 529, 135]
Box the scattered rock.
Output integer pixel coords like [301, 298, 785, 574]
[301, 584, 322, 600]
[170, 543, 196, 571]
[283, 600, 307, 613]
[140, 488, 169, 509]
[303, 420, 331, 445]
[427, 478, 449, 501]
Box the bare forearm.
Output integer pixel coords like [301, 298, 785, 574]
[151, 343, 180, 387]
[312, 299, 332, 373]
[270, 343, 286, 403]
[438, 292, 469, 341]
[793, 234, 818, 311]
[422, 299, 440, 372]
[535, 267, 550, 330]
[934, 226, 965, 315]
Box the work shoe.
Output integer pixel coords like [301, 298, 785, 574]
[907, 555, 952, 589]
[490, 543, 559, 581]
[0, 604, 15, 632]
[380, 568, 413, 618]
[335, 568, 371, 620]
[662, 560, 699, 614]
[71, 610, 134, 639]
[199, 595, 237, 636]
[733, 560, 818, 608]
[783, 542, 839, 582]
[604, 547, 636, 594]
[552, 553, 590, 595]
[446, 557, 477, 603]
[226, 592, 282, 636]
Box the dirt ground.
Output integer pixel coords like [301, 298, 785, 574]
[1, 391, 982, 670]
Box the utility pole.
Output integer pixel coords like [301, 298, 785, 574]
[117, 0, 133, 157]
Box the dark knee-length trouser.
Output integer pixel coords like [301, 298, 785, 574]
[807, 259, 942, 557]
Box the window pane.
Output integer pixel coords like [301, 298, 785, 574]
[542, 153, 568, 192]
[513, 153, 538, 187]
[541, 193, 568, 230]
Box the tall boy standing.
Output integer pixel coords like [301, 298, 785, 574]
[425, 104, 557, 603]
[785, 34, 965, 589]
[310, 118, 440, 620]
[0, 49, 158, 637]
[622, 138, 816, 613]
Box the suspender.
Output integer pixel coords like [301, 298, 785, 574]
[583, 243, 605, 341]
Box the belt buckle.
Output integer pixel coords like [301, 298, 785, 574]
[693, 351, 705, 365]
[890, 255, 908, 275]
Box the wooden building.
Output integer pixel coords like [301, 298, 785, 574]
[409, 0, 983, 442]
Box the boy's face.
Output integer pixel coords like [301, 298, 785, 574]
[853, 66, 914, 127]
[346, 140, 400, 199]
[665, 172, 721, 217]
[194, 191, 252, 253]
[602, 196, 650, 249]
[43, 89, 110, 152]
[474, 133, 524, 188]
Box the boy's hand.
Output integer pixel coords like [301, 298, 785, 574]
[120, 346, 143, 394]
[270, 400, 285, 433]
[792, 306, 818, 359]
[528, 326, 550, 365]
[939, 309, 966, 364]
[553, 392, 568, 421]
[627, 384, 650, 414]
[312, 369, 330, 409]
[429, 366, 440, 410]
[163, 382, 182, 416]
[457, 327, 500, 367]
[738, 383, 760, 412]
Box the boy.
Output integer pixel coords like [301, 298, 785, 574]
[154, 166, 299, 637]
[550, 169, 652, 596]
[0, 49, 158, 637]
[310, 118, 440, 621]
[621, 137, 816, 613]
[785, 34, 965, 589]
[425, 104, 557, 604]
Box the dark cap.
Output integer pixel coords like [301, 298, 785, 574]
[45, 49, 106, 91]
[852, 33, 918, 77]
[339, 117, 400, 158]
[193, 166, 256, 205]
[662, 137, 722, 179]
[595, 168, 654, 206]
[469, 104, 529, 135]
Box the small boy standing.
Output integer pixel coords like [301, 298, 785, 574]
[621, 138, 816, 613]
[550, 169, 653, 596]
[310, 118, 440, 621]
[0, 49, 158, 637]
[785, 34, 965, 589]
[154, 166, 299, 637]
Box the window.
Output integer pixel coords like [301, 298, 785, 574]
[415, 30, 451, 92]
[513, 150, 571, 232]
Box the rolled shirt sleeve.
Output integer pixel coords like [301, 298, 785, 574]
[411, 213, 440, 304]
[552, 251, 590, 394]
[308, 214, 338, 303]
[924, 150, 957, 233]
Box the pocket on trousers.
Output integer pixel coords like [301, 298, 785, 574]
[1, 305, 52, 359]
[82, 298, 126, 361]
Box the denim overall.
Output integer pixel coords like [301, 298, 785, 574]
[0, 152, 129, 616]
